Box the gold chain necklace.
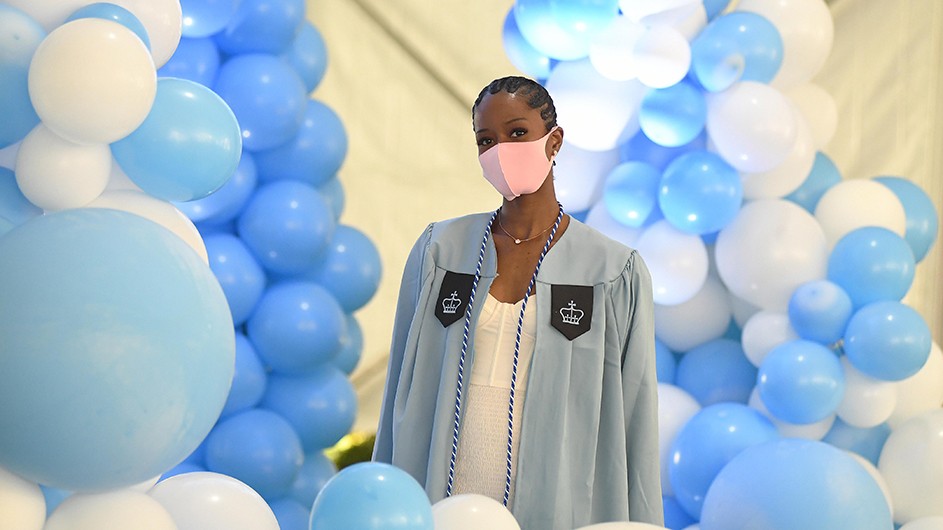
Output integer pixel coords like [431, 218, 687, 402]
[497, 212, 556, 244]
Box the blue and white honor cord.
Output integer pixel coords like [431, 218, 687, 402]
[445, 204, 564, 507]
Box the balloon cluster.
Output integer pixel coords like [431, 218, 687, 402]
[498, 1, 942, 529]
[0, 1, 381, 529]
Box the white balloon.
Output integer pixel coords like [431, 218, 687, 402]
[889, 342, 943, 429]
[0, 466, 45, 530]
[589, 17, 645, 81]
[738, 0, 834, 90]
[728, 292, 761, 328]
[640, 3, 707, 41]
[814, 179, 907, 250]
[847, 452, 894, 517]
[707, 81, 798, 173]
[900, 517, 943, 530]
[741, 110, 816, 199]
[149, 472, 279, 530]
[632, 25, 691, 89]
[28, 18, 156, 144]
[878, 409, 943, 523]
[107, 0, 183, 68]
[14, 124, 110, 211]
[431, 494, 521, 530]
[619, 0, 700, 22]
[0, 142, 20, 171]
[546, 60, 646, 151]
[740, 310, 798, 367]
[86, 190, 208, 264]
[554, 144, 621, 212]
[584, 201, 644, 248]
[715, 199, 828, 310]
[635, 220, 708, 305]
[654, 274, 732, 352]
[787, 83, 838, 149]
[749, 387, 834, 440]
[657, 383, 701, 497]
[45, 490, 176, 530]
[837, 356, 897, 428]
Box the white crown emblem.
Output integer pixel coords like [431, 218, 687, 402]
[442, 291, 462, 314]
[560, 300, 584, 325]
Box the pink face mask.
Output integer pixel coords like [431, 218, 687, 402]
[478, 127, 558, 201]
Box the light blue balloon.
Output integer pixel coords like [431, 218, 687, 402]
[788, 280, 853, 346]
[0, 167, 41, 224]
[668, 403, 779, 519]
[290, 452, 337, 508]
[270, 498, 310, 530]
[659, 150, 743, 235]
[703, 0, 732, 20]
[502, 8, 553, 80]
[549, 0, 620, 38]
[843, 301, 932, 381]
[691, 12, 783, 91]
[700, 439, 892, 530]
[157, 37, 221, 87]
[822, 419, 891, 466]
[112, 77, 242, 202]
[785, 152, 841, 212]
[220, 333, 268, 418]
[204, 233, 266, 325]
[255, 99, 348, 187]
[757, 340, 844, 424]
[298, 225, 382, 312]
[205, 408, 304, 500]
[66, 3, 150, 48]
[332, 314, 363, 375]
[262, 367, 358, 451]
[180, 0, 238, 38]
[247, 281, 347, 373]
[309, 462, 434, 530]
[827, 227, 915, 308]
[0, 5, 44, 148]
[513, 0, 591, 60]
[41, 485, 71, 516]
[281, 21, 328, 92]
[237, 180, 336, 274]
[215, 0, 305, 55]
[676, 339, 757, 406]
[318, 177, 346, 221]
[655, 338, 677, 384]
[214, 53, 308, 152]
[603, 161, 661, 228]
[620, 130, 708, 171]
[0, 209, 234, 491]
[640, 81, 707, 147]
[176, 150, 258, 224]
[875, 176, 939, 262]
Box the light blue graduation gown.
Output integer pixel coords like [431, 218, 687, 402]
[373, 212, 664, 529]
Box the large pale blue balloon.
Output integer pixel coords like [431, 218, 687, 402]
[255, 99, 348, 186]
[0, 5, 44, 148]
[640, 81, 707, 147]
[676, 339, 757, 406]
[827, 227, 915, 308]
[659, 150, 743, 235]
[501, 8, 553, 80]
[700, 439, 892, 530]
[262, 367, 358, 451]
[691, 12, 783, 92]
[843, 301, 932, 381]
[875, 176, 939, 262]
[757, 340, 845, 424]
[0, 209, 234, 491]
[215, 0, 305, 55]
[281, 21, 328, 92]
[785, 152, 841, 212]
[157, 37, 221, 87]
[112, 77, 242, 202]
[787, 280, 853, 346]
[66, 3, 150, 48]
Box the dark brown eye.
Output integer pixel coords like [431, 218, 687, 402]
[477, 137, 493, 147]
[510, 128, 527, 138]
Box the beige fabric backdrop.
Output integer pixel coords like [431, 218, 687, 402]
[307, 0, 943, 432]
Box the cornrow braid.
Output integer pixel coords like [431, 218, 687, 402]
[471, 76, 558, 133]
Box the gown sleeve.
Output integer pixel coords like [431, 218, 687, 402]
[372, 224, 433, 463]
[621, 250, 664, 524]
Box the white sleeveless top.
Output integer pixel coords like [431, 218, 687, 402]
[452, 292, 537, 507]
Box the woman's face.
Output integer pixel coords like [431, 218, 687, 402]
[473, 91, 562, 158]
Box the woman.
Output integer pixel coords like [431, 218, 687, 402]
[374, 76, 663, 529]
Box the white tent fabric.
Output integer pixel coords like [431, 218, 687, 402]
[308, 0, 943, 432]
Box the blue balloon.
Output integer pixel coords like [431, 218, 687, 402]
[0, 209, 234, 491]
[843, 301, 932, 381]
[205, 408, 304, 500]
[182, 437, 208, 466]
[691, 12, 783, 92]
[180, 0, 238, 38]
[668, 403, 779, 519]
[550, 0, 619, 36]
[822, 419, 891, 466]
[176, 150, 258, 224]
[289, 451, 336, 508]
[787, 280, 853, 346]
[332, 314, 363, 374]
[875, 176, 939, 262]
[659, 150, 743, 235]
[602, 161, 661, 228]
[757, 340, 844, 424]
[41, 485, 72, 516]
[281, 21, 328, 92]
[247, 281, 347, 373]
[676, 339, 757, 406]
[703, 0, 732, 20]
[195, 218, 236, 237]
[513, 0, 591, 60]
[0, 167, 41, 224]
[0, 5, 43, 148]
[238, 180, 336, 274]
[255, 99, 348, 187]
[157, 37, 221, 87]
[292, 225, 382, 312]
[502, 8, 553, 80]
[270, 498, 310, 530]
[112, 77, 242, 202]
[655, 338, 677, 384]
[621, 130, 708, 171]
[309, 462, 434, 530]
[214, 54, 308, 152]
[700, 439, 892, 530]
[220, 333, 268, 418]
[640, 81, 707, 147]
[663, 495, 696, 530]
[204, 234, 266, 325]
[827, 227, 915, 308]
[159, 461, 205, 481]
[262, 367, 357, 451]
[785, 151, 841, 212]
[66, 3, 150, 48]
[215, 0, 305, 55]
[318, 177, 346, 221]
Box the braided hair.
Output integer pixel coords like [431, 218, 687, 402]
[471, 76, 558, 133]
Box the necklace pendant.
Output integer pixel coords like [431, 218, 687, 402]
[514, 238, 522, 244]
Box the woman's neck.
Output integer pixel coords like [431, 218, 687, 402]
[498, 175, 561, 237]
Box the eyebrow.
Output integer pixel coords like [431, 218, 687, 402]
[475, 117, 529, 134]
